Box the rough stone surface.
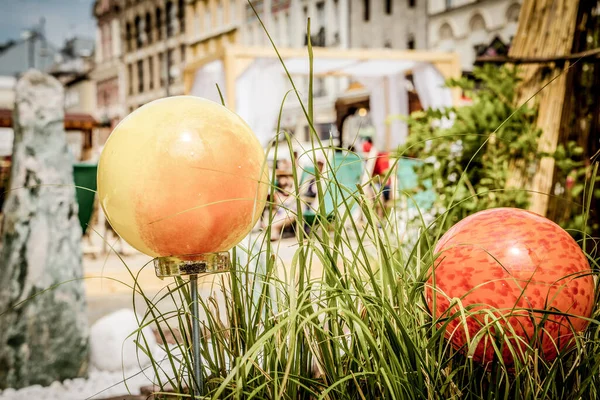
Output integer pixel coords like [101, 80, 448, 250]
[0, 70, 88, 389]
[90, 309, 157, 372]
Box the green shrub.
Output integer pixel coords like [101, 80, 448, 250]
[397, 64, 599, 241]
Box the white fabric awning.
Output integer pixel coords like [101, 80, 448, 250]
[189, 50, 456, 149]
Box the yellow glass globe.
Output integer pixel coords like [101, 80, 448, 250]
[97, 96, 269, 259]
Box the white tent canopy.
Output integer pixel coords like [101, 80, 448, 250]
[185, 46, 460, 150]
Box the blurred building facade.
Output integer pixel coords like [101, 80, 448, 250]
[50, 37, 97, 161]
[427, 0, 522, 71]
[0, 76, 15, 110]
[0, 19, 57, 115]
[92, 0, 125, 130]
[0, 32, 99, 209]
[234, 0, 351, 142]
[349, 0, 427, 50]
[52, 37, 96, 114]
[119, 0, 187, 112]
[240, 0, 349, 49]
[0, 31, 58, 76]
[0, 18, 98, 162]
[86, 0, 524, 142]
[187, 0, 240, 60]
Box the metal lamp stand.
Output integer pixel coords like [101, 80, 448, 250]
[154, 252, 231, 399]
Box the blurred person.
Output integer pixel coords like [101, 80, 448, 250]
[362, 137, 373, 155]
[303, 159, 325, 200]
[278, 158, 292, 172]
[292, 150, 302, 179]
[372, 151, 392, 218]
[264, 174, 297, 241]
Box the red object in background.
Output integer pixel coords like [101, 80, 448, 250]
[372, 151, 390, 176]
[362, 141, 372, 154]
[566, 175, 575, 190]
[426, 208, 594, 365]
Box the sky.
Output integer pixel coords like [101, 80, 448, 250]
[0, 0, 96, 47]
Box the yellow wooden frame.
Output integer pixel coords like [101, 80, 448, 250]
[183, 45, 462, 112]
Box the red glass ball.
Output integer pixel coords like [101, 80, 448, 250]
[426, 208, 594, 365]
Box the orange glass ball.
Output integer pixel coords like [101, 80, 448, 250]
[97, 96, 269, 258]
[426, 208, 594, 365]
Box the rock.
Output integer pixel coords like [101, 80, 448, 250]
[0, 70, 88, 389]
[90, 309, 157, 372]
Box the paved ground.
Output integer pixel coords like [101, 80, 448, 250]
[83, 233, 300, 324]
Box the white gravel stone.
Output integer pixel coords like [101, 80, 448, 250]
[0, 367, 153, 400]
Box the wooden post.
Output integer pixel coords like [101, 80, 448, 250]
[433, 53, 462, 106]
[508, 0, 580, 216]
[223, 46, 236, 111]
[183, 68, 194, 95]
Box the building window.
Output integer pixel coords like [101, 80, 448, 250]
[194, 11, 201, 37]
[166, 1, 174, 37]
[156, 8, 163, 40]
[180, 44, 186, 62]
[145, 12, 152, 44]
[167, 49, 174, 84]
[97, 80, 111, 109]
[217, 2, 223, 25]
[470, 14, 486, 34]
[135, 16, 143, 48]
[65, 89, 79, 109]
[204, 1, 212, 32]
[102, 23, 112, 60]
[445, 0, 452, 9]
[407, 34, 415, 49]
[137, 60, 144, 93]
[408, 0, 416, 8]
[96, 85, 104, 108]
[439, 22, 455, 51]
[178, 0, 185, 33]
[128, 64, 133, 94]
[273, 14, 280, 44]
[230, 0, 237, 23]
[126, 22, 132, 52]
[386, 0, 392, 14]
[440, 23, 453, 39]
[316, 2, 325, 28]
[159, 52, 165, 87]
[506, 3, 520, 23]
[149, 56, 154, 90]
[333, 0, 339, 37]
[247, 24, 254, 46]
[364, 0, 370, 21]
[285, 12, 291, 46]
[470, 14, 487, 57]
[314, 77, 326, 97]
